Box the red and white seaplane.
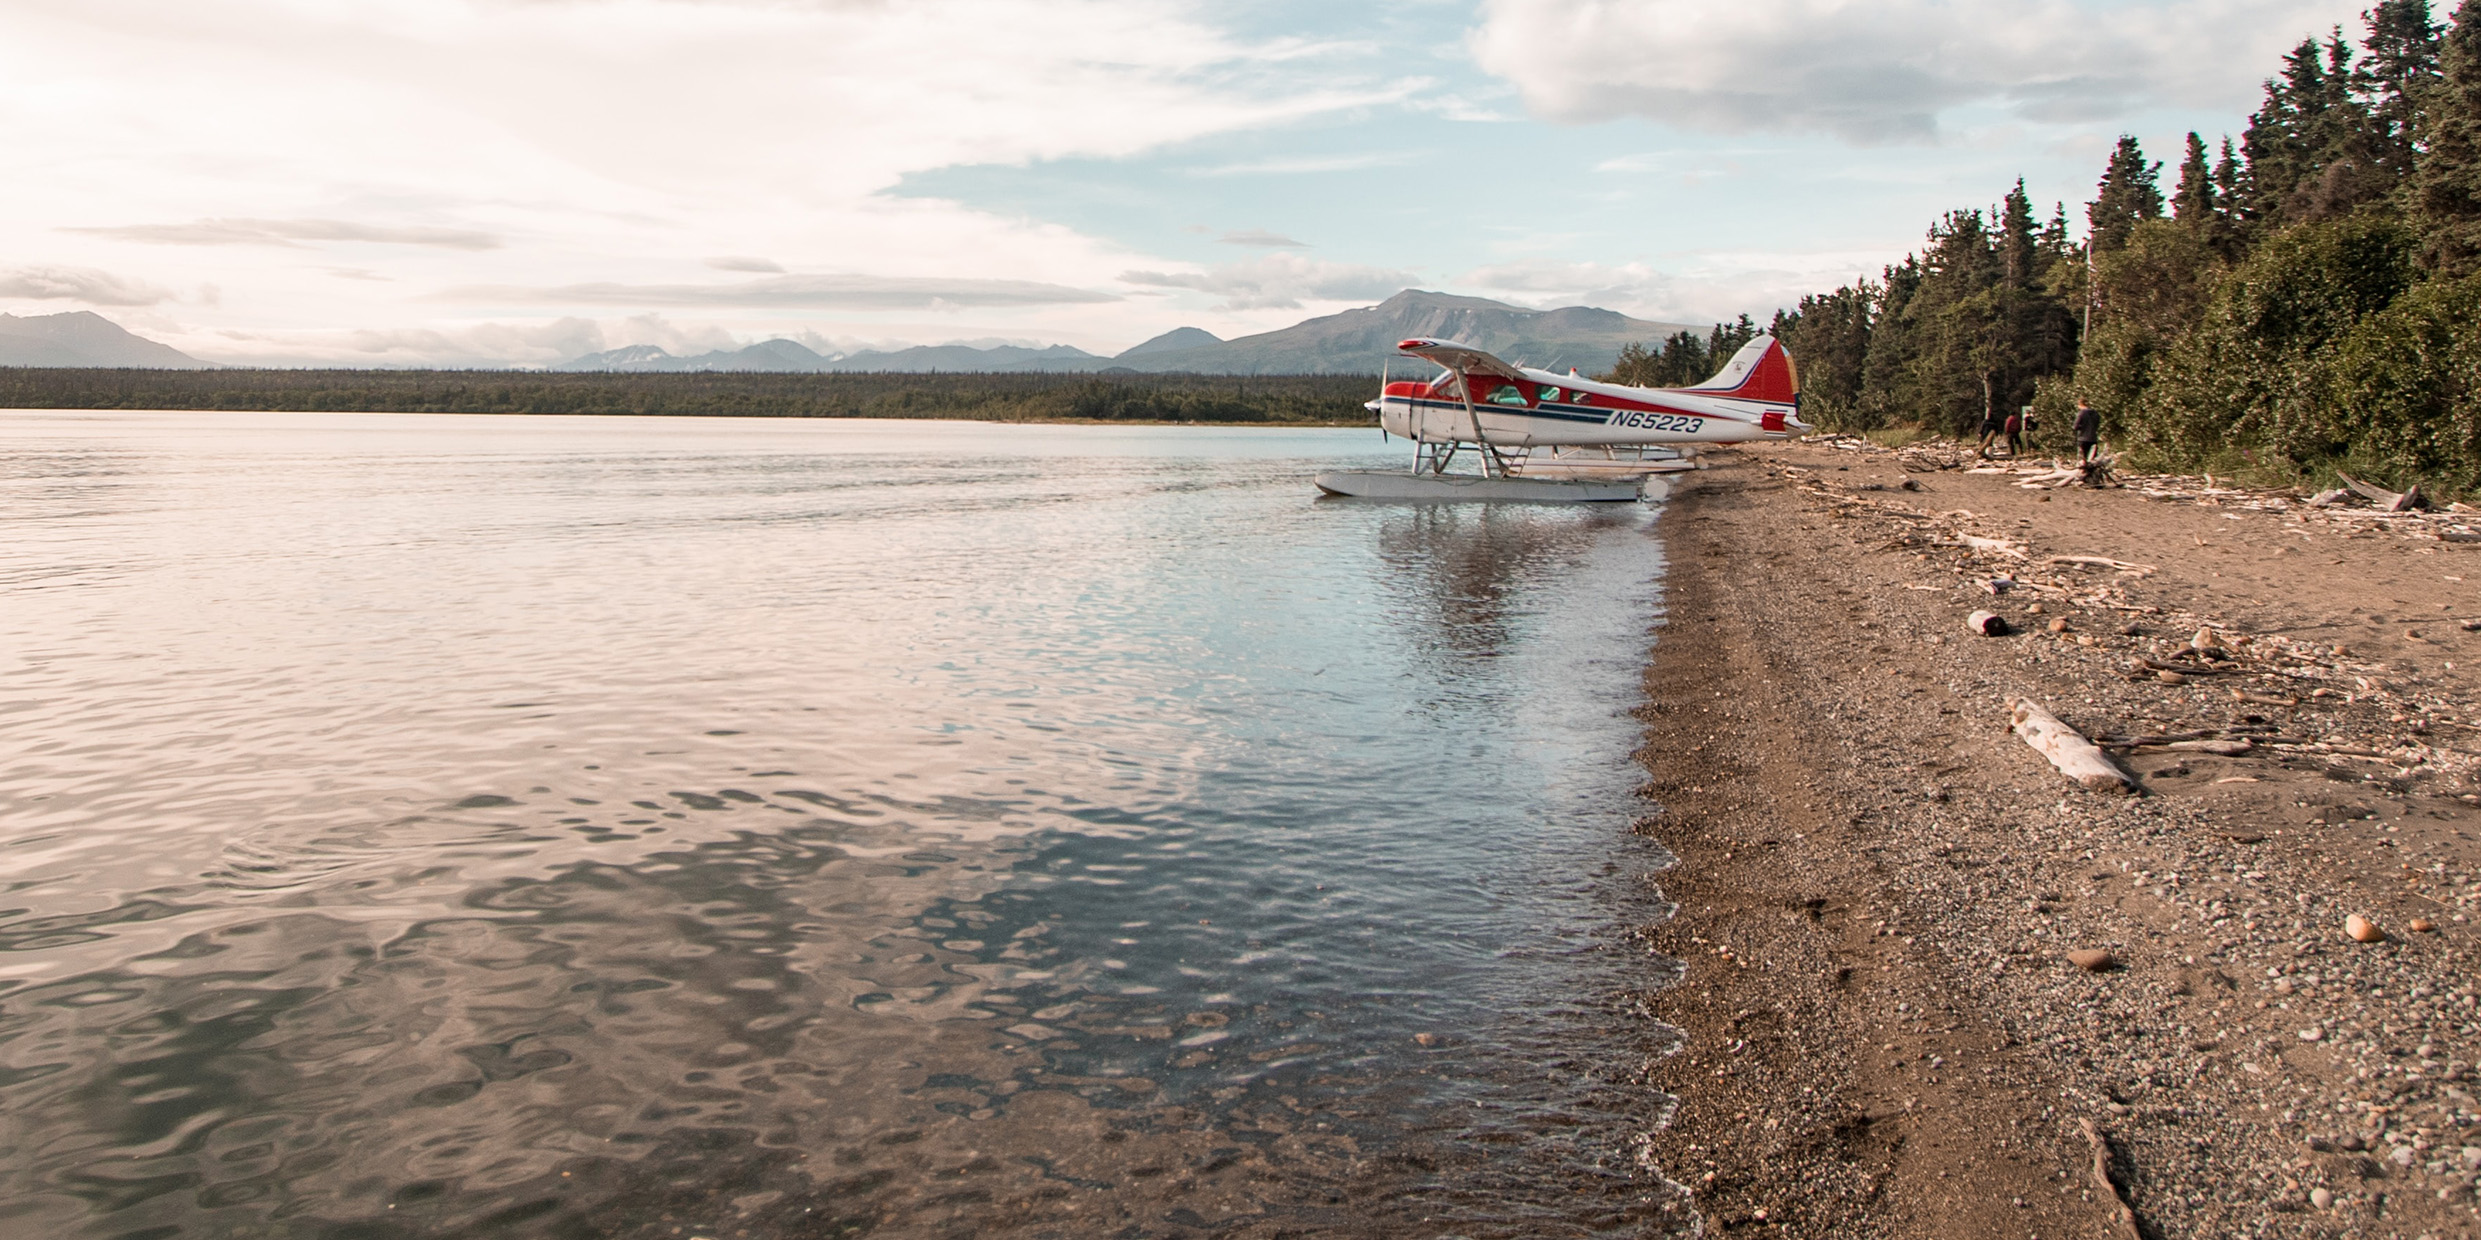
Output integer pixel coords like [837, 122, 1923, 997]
[1314, 333, 1808, 502]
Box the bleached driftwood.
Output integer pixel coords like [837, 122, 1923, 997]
[2009, 698, 2135, 793]
[2046, 555, 2156, 576]
[2337, 471, 2424, 512]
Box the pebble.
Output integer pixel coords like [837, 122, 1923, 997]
[2047, 617, 2072, 634]
[2299, 1027, 2325, 1042]
[1414, 1031, 1441, 1047]
[2192, 627, 2225, 651]
[2310, 1187, 2334, 1209]
[2066, 948, 2115, 971]
[2157, 670, 2188, 685]
[2346, 914, 2385, 943]
[2411, 917, 2437, 933]
[2464, 1146, 2481, 1170]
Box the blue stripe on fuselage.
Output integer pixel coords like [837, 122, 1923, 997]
[1394, 396, 1615, 426]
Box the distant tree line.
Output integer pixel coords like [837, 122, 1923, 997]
[1634, 0, 2481, 492]
[0, 369, 1377, 425]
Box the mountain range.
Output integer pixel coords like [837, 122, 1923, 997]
[0, 291, 1701, 375]
[556, 291, 1698, 377]
[0, 311, 206, 368]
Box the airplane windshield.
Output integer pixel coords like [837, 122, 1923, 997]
[1426, 373, 1461, 397]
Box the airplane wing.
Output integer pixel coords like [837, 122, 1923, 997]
[1396, 338, 1525, 382]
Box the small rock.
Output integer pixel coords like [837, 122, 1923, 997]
[2193, 627, 2225, 651]
[2119, 623, 2144, 636]
[1414, 1032, 1440, 1047]
[2346, 914, 2386, 943]
[2026, 602, 2046, 615]
[2411, 917, 2437, 933]
[2048, 617, 2072, 633]
[2299, 1027, 2325, 1042]
[2157, 669, 2188, 685]
[2461, 1145, 2481, 1170]
[2391, 1145, 2418, 1167]
[2310, 1187, 2334, 1209]
[2066, 948, 2116, 971]
[2339, 1133, 2365, 1150]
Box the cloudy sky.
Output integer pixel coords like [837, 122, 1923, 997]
[0, 0, 2373, 366]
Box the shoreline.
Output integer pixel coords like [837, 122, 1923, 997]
[1634, 441, 2481, 1237]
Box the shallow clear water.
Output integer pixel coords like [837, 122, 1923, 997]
[0, 412, 1683, 1239]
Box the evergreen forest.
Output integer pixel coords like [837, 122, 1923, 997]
[1729, 0, 2481, 492]
[0, 368, 1374, 425]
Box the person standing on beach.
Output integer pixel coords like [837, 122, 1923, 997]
[2002, 409, 2024, 457]
[1977, 407, 2004, 457]
[2074, 400, 2101, 463]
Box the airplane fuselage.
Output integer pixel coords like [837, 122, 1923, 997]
[1370, 366, 1797, 448]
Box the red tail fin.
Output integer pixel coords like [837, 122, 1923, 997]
[1689, 335, 1799, 404]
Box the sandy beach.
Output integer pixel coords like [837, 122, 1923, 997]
[1637, 440, 2481, 1238]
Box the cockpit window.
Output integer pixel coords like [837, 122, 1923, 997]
[1537, 386, 1564, 404]
[1426, 373, 1462, 398]
[1485, 384, 1530, 407]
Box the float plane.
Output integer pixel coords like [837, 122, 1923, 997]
[1314, 333, 1808, 502]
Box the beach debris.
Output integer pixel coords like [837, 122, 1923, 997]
[2066, 948, 2116, 971]
[2337, 471, 2425, 512]
[2079, 1119, 2145, 1240]
[2345, 914, 2386, 943]
[2009, 698, 2135, 792]
[1983, 576, 2015, 595]
[2047, 555, 2156, 576]
[2307, 489, 2351, 508]
[1966, 610, 2008, 636]
[2167, 739, 2253, 756]
[2411, 917, 2438, 933]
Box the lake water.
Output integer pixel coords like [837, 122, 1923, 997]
[0, 413, 1686, 1239]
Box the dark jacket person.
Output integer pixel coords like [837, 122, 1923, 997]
[2074, 401, 2102, 463]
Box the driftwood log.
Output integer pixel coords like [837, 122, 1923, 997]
[2337, 471, 2425, 512]
[2010, 698, 2135, 792]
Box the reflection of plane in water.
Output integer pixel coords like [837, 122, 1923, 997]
[1315, 334, 1810, 503]
[1374, 504, 1632, 664]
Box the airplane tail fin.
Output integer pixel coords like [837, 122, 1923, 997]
[1685, 335, 1800, 405]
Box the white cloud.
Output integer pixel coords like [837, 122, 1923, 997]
[1471, 0, 2370, 141]
[453, 273, 1122, 310]
[1216, 229, 1306, 248]
[0, 0, 1404, 362]
[69, 218, 501, 249]
[0, 264, 176, 306]
[1118, 253, 1419, 311]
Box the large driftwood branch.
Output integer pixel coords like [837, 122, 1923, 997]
[2337, 471, 2424, 512]
[2009, 698, 2136, 793]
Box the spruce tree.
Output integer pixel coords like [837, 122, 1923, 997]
[2362, 0, 2443, 181]
[2421, 0, 2481, 274]
[2002, 180, 2039, 286]
[2173, 133, 2217, 222]
[2088, 136, 2165, 253]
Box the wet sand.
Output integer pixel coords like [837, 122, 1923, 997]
[1636, 441, 2481, 1238]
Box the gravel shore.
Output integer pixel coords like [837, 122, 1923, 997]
[1638, 440, 2481, 1239]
